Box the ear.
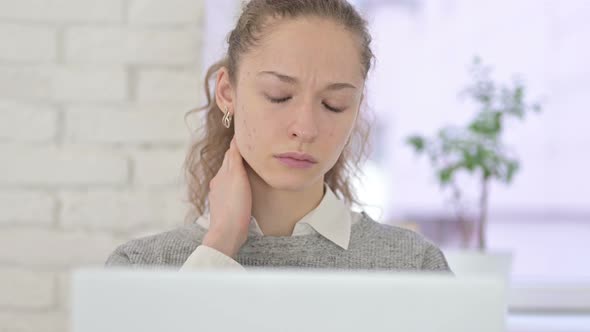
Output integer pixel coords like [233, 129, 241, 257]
[215, 66, 235, 114]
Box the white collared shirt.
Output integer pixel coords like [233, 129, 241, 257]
[180, 185, 362, 271]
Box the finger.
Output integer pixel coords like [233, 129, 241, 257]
[226, 139, 235, 170]
[231, 140, 245, 170]
[230, 136, 242, 158]
[221, 149, 230, 171]
[231, 136, 239, 151]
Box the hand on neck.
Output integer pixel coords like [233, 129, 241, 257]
[247, 169, 325, 237]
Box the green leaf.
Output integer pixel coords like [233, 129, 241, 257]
[468, 111, 502, 136]
[463, 150, 476, 171]
[505, 160, 520, 183]
[407, 135, 425, 152]
[438, 164, 460, 185]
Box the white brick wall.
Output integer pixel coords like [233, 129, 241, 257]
[0, 190, 55, 226]
[0, 24, 57, 62]
[0, 312, 66, 332]
[0, 145, 129, 186]
[0, 101, 57, 142]
[0, 0, 206, 329]
[132, 148, 187, 186]
[0, 268, 54, 308]
[52, 66, 128, 102]
[0, 65, 54, 100]
[137, 69, 201, 103]
[59, 189, 187, 232]
[0, 0, 125, 22]
[0, 228, 125, 267]
[65, 27, 201, 65]
[0, 65, 128, 101]
[128, 0, 204, 25]
[65, 110, 189, 144]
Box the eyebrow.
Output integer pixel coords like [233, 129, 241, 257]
[257, 71, 357, 91]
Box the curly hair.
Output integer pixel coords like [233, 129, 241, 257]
[182, 0, 376, 223]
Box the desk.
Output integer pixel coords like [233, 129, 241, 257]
[508, 314, 590, 332]
[507, 280, 590, 332]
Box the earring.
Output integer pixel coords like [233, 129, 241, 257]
[222, 106, 232, 128]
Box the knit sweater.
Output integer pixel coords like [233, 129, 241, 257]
[105, 212, 451, 272]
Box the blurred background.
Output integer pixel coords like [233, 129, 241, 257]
[0, 0, 588, 331]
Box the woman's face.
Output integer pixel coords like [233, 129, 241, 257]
[218, 17, 365, 191]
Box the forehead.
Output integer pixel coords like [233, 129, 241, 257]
[241, 17, 364, 83]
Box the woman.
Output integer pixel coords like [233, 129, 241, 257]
[106, 0, 451, 272]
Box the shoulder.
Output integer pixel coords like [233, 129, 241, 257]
[105, 224, 204, 267]
[355, 212, 431, 247]
[354, 212, 452, 272]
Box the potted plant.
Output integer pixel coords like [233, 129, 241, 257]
[406, 57, 541, 276]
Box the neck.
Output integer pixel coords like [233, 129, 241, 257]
[247, 168, 325, 237]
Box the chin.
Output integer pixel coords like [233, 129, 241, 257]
[258, 168, 324, 192]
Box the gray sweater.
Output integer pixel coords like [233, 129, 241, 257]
[105, 212, 451, 272]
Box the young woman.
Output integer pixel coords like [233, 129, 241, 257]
[106, 0, 451, 272]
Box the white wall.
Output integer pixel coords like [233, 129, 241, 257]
[0, 0, 206, 330]
[360, 0, 590, 279]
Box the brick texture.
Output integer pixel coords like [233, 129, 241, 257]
[0, 1, 207, 329]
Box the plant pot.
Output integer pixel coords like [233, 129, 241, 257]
[443, 250, 513, 281]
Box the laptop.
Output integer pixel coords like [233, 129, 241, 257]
[71, 268, 506, 332]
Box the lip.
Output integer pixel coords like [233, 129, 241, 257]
[275, 152, 317, 163]
[274, 152, 318, 169]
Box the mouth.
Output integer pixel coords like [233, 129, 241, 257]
[274, 152, 318, 169]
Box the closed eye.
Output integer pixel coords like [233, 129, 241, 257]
[267, 96, 344, 113]
[268, 96, 291, 103]
[322, 102, 344, 113]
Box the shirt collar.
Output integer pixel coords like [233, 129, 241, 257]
[196, 184, 351, 250]
[292, 184, 351, 250]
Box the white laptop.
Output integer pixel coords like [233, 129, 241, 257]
[71, 268, 507, 332]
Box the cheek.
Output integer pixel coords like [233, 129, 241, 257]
[242, 117, 254, 152]
[320, 117, 356, 167]
[325, 121, 353, 150]
[235, 105, 267, 153]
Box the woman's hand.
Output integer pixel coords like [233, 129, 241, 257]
[202, 136, 253, 258]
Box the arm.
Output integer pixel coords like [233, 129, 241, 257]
[180, 245, 246, 271]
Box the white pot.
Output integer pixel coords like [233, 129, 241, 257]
[443, 250, 513, 280]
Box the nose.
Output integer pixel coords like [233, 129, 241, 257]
[288, 102, 319, 143]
